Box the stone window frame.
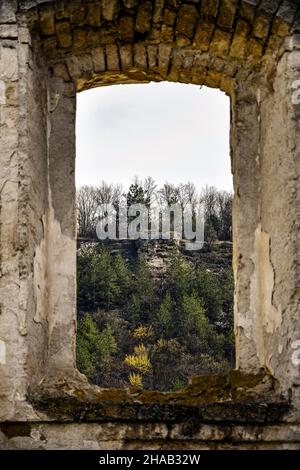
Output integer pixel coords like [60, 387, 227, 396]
[0, 1, 300, 427]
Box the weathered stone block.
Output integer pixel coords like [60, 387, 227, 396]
[153, 0, 165, 24]
[135, 0, 152, 34]
[133, 43, 147, 69]
[272, 17, 291, 37]
[78, 54, 93, 75]
[193, 21, 214, 50]
[248, 38, 263, 59]
[56, 20, 72, 48]
[239, 1, 257, 23]
[162, 8, 174, 28]
[218, 0, 237, 29]
[55, 1, 69, 21]
[176, 5, 198, 41]
[43, 35, 57, 55]
[191, 66, 207, 85]
[86, 3, 101, 27]
[118, 15, 134, 42]
[147, 26, 162, 43]
[0, 24, 18, 39]
[120, 44, 133, 69]
[73, 27, 86, 49]
[102, 0, 118, 22]
[18, 26, 31, 45]
[106, 44, 120, 71]
[210, 29, 231, 56]
[147, 45, 158, 68]
[253, 12, 271, 40]
[86, 29, 101, 47]
[161, 25, 174, 42]
[266, 33, 284, 52]
[0, 0, 17, 24]
[66, 55, 81, 79]
[39, 6, 55, 36]
[68, 0, 86, 25]
[158, 44, 172, 72]
[230, 19, 250, 59]
[201, 0, 220, 17]
[91, 46, 106, 72]
[53, 62, 70, 82]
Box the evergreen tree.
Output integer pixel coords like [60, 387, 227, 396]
[127, 181, 146, 206]
[77, 314, 116, 378]
[193, 266, 223, 323]
[126, 256, 156, 324]
[113, 253, 132, 306]
[77, 243, 98, 314]
[93, 247, 120, 310]
[154, 293, 173, 338]
[179, 294, 212, 354]
[168, 252, 193, 300]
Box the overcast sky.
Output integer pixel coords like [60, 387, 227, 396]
[76, 82, 232, 192]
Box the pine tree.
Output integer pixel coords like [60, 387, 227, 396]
[127, 182, 146, 206]
[155, 293, 173, 338]
[113, 253, 132, 305]
[77, 314, 116, 378]
[94, 247, 120, 310]
[126, 256, 156, 325]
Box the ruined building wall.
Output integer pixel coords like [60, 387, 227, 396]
[1, 0, 300, 449]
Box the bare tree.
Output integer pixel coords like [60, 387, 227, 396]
[143, 176, 157, 207]
[177, 182, 198, 211]
[177, 183, 188, 210]
[158, 183, 179, 207]
[200, 186, 219, 219]
[216, 190, 232, 241]
[96, 181, 124, 207]
[200, 186, 220, 244]
[77, 186, 99, 238]
[185, 181, 198, 212]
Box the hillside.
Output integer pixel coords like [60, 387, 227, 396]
[76, 239, 234, 391]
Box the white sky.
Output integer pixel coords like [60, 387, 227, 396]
[76, 82, 232, 192]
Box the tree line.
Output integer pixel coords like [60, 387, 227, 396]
[77, 178, 233, 243]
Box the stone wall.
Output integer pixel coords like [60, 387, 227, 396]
[1, 0, 300, 449]
[21, 0, 300, 94]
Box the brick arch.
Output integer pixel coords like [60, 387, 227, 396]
[22, 0, 299, 93]
[1, 0, 300, 448]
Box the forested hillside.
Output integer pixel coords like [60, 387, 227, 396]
[76, 179, 234, 391]
[77, 242, 234, 391]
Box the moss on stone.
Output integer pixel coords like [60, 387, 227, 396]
[28, 369, 289, 425]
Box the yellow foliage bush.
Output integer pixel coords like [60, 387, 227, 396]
[124, 351, 151, 374]
[133, 325, 154, 339]
[129, 372, 143, 388]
